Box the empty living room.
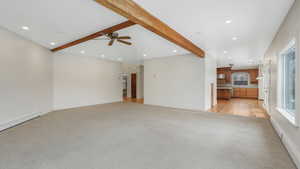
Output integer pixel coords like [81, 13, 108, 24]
[1, 0, 300, 169]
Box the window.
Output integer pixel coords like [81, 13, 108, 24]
[232, 72, 249, 85]
[278, 39, 297, 125]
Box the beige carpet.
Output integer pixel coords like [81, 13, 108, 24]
[0, 103, 296, 169]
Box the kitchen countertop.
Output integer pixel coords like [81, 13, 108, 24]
[217, 87, 233, 90]
[217, 83, 258, 89]
[232, 85, 258, 88]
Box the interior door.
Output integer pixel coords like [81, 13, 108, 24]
[131, 73, 137, 99]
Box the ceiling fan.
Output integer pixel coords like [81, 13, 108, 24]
[93, 32, 132, 46]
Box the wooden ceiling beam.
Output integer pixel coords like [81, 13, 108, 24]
[94, 0, 205, 57]
[51, 20, 136, 52]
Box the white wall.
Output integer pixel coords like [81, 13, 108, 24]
[53, 53, 122, 110]
[258, 65, 264, 100]
[0, 27, 53, 130]
[204, 54, 217, 110]
[139, 65, 144, 99]
[0, 25, 124, 130]
[264, 0, 300, 167]
[144, 54, 213, 111]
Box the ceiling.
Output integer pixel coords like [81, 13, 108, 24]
[0, 0, 295, 67]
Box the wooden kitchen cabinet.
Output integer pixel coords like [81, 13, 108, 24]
[240, 88, 247, 97]
[233, 88, 258, 99]
[246, 88, 259, 98]
[217, 89, 232, 100]
[233, 88, 239, 97]
[225, 70, 231, 83]
[249, 69, 259, 84]
[217, 67, 231, 84]
[233, 88, 247, 97]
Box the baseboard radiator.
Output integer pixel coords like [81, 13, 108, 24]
[270, 117, 300, 169]
[0, 111, 49, 132]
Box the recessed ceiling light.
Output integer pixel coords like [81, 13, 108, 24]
[21, 26, 29, 30]
[50, 42, 56, 46]
[232, 37, 238, 40]
[80, 50, 85, 54]
[143, 54, 147, 57]
[101, 54, 105, 58]
[118, 58, 122, 61]
[225, 20, 232, 24]
[224, 51, 228, 54]
[173, 50, 177, 53]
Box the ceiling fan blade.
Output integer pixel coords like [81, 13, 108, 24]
[117, 36, 131, 40]
[108, 39, 115, 46]
[117, 39, 132, 45]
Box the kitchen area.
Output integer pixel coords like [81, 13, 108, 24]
[217, 67, 259, 100]
[212, 66, 268, 118]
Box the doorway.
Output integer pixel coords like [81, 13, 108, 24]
[213, 67, 269, 118]
[121, 65, 144, 104]
[123, 73, 142, 103]
[122, 75, 128, 97]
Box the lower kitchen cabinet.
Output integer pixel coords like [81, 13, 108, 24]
[217, 89, 232, 100]
[246, 88, 259, 98]
[233, 88, 258, 99]
[233, 88, 240, 97]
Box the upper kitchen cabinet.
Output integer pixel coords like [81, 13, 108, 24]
[218, 67, 258, 84]
[249, 69, 259, 84]
[225, 69, 231, 83]
[217, 67, 231, 84]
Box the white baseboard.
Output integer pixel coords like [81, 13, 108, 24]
[0, 111, 51, 132]
[53, 100, 122, 111]
[270, 117, 300, 169]
[0, 101, 122, 132]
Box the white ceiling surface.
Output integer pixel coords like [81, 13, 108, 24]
[134, 0, 295, 67]
[62, 25, 188, 64]
[0, 0, 295, 66]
